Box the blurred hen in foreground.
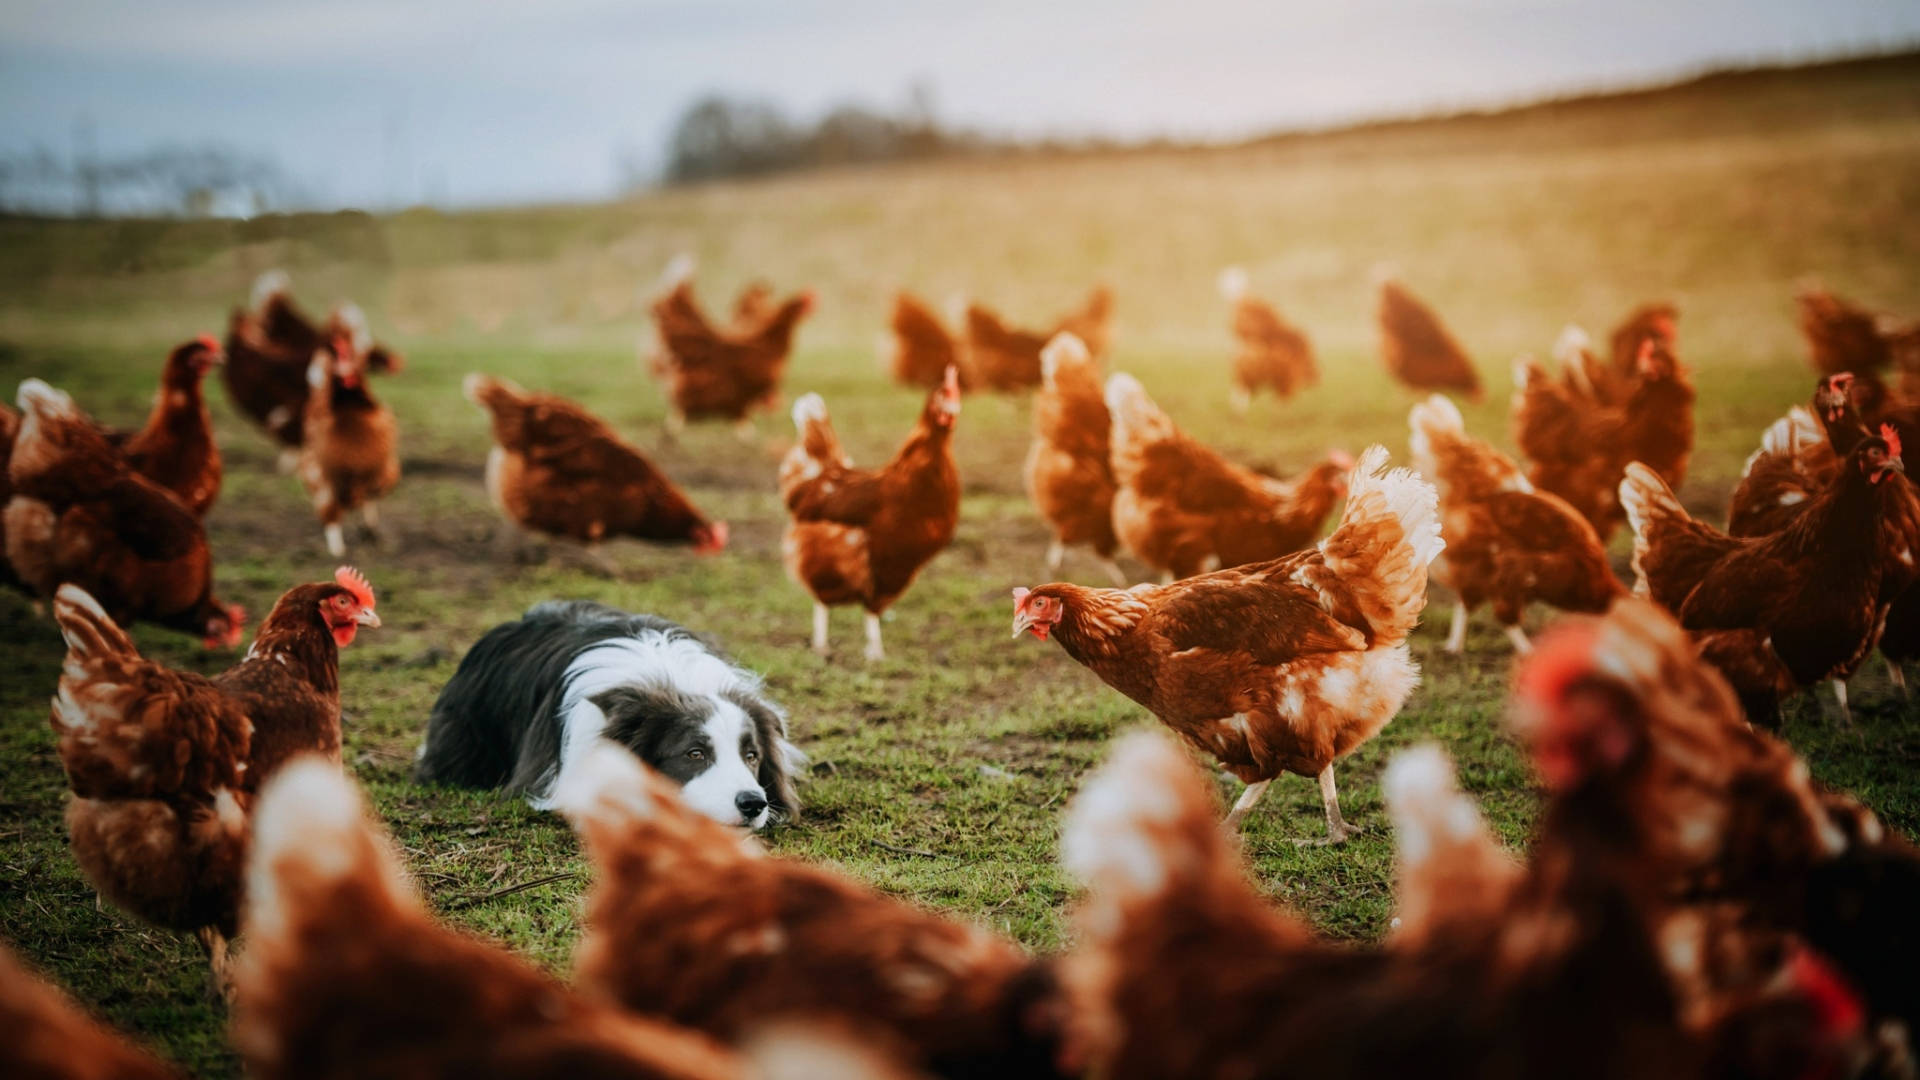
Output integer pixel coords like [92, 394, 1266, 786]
[234, 758, 743, 1079]
[560, 745, 1068, 1080]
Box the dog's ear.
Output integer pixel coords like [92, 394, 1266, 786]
[739, 695, 802, 822]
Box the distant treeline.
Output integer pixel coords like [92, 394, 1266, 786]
[656, 89, 1172, 185]
[658, 48, 1920, 185]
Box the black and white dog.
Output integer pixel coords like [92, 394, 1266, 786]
[416, 601, 801, 829]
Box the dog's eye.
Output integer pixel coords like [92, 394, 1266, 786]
[686, 748, 706, 761]
[743, 749, 759, 764]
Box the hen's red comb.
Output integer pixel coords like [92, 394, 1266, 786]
[1881, 423, 1902, 464]
[335, 566, 375, 609]
[1514, 622, 1603, 707]
[1012, 586, 1032, 608]
[195, 333, 221, 352]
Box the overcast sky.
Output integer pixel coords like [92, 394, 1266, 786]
[2, 0, 1916, 209]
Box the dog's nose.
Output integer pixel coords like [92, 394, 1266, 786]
[735, 791, 769, 819]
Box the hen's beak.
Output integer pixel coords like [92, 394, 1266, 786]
[356, 608, 382, 628]
[1011, 611, 1035, 640]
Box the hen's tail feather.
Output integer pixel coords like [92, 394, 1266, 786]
[1061, 731, 1232, 909]
[1041, 332, 1090, 385]
[250, 269, 291, 313]
[1104, 373, 1178, 454]
[53, 585, 138, 666]
[1552, 324, 1592, 368]
[1764, 406, 1820, 458]
[1319, 445, 1443, 644]
[1407, 394, 1464, 475]
[1619, 462, 1687, 598]
[790, 392, 843, 464]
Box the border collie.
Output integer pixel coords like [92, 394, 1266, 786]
[416, 601, 800, 828]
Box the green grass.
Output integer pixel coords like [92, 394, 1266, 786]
[4, 54, 1920, 1078]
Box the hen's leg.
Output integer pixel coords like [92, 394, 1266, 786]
[1045, 539, 1065, 577]
[1830, 680, 1854, 728]
[811, 603, 830, 655]
[1444, 603, 1469, 654]
[1300, 765, 1362, 845]
[863, 612, 885, 662]
[316, 487, 346, 557]
[1097, 556, 1129, 588]
[1504, 624, 1533, 655]
[1887, 658, 1910, 700]
[1223, 780, 1270, 830]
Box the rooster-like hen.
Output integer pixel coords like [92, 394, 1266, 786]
[1024, 334, 1124, 586]
[0, 946, 179, 1079]
[224, 271, 400, 456]
[1408, 394, 1620, 654]
[5, 380, 243, 647]
[48, 568, 379, 993]
[1219, 266, 1317, 411]
[1014, 445, 1440, 838]
[297, 341, 399, 557]
[560, 746, 1068, 1079]
[1621, 426, 1920, 723]
[781, 367, 962, 661]
[883, 291, 966, 391]
[1375, 273, 1482, 400]
[233, 758, 744, 1080]
[650, 260, 814, 438]
[115, 335, 224, 517]
[1515, 336, 1695, 539]
[1107, 373, 1351, 581]
[465, 375, 727, 557]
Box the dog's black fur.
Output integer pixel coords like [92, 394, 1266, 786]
[416, 601, 798, 820]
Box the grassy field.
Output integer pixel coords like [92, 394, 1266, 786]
[3, 53, 1920, 1077]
